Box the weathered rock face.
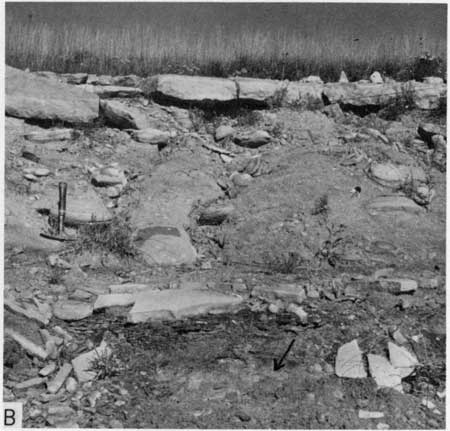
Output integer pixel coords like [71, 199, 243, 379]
[147, 74, 237, 103]
[79, 84, 143, 98]
[368, 163, 428, 187]
[136, 226, 198, 266]
[323, 82, 403, 106]
[128, 287, 243, 323]
[235, 77, 284, 103]
[366, 195, 425, 215]
[100, 100, 150, 129]
[5, 66, 99, 123]
[407, 81, 446, 110]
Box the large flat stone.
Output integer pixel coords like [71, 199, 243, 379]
[367, 195, 424, 215]
[368, 354, 403, 392]
[235, 77, 284, 103]
[72, 341, 111, 382]
[6, 66, 99, 123]
[128, 287, 243, 323]
[335, 339, 367, 378]
[148, 74, 237, 103]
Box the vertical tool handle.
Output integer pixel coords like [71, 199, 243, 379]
[57, 182, 67, 234]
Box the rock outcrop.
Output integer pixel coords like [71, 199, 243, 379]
[5, 66, 99, 123]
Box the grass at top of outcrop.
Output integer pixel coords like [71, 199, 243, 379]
[5, 17, 446, 82]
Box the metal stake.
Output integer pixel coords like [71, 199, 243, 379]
[57, 182, 67, 235]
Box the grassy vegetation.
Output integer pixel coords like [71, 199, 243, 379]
[6, 18, 446, 81]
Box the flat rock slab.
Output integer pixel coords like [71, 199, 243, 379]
[53, 300, 93, 321]
[367, 195, 424, 215]
[93, 294, 136, 310]
[128, 288, 243, 323]
[136, 226, 198, 266]
[6, 66, 99, 123]
[109, 283, 153, 294]
[367, 354, 403, 392]
[148, 74, 237, 103]
[335, 339, 367, 378]
[131, 128, 171, 145]
[369, 163, 427, 187]
[47, 363, 72, 394]
[79, 84, 143, 98]
[24, 128, 75, 142]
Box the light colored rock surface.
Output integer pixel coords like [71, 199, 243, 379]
[48, 183, 112, 225]
[100, 99, 151, 129]
[90, 165, 127, 187]
[379, 278, 418, 294]
[24, 128, 75, 142]
[93, 294, 136, 310]
[408, 81, 446, 110]
[286, 303, 308, 323]
[52, 300, 93, 321]
[39, 362, 57, 377]
[131, 128, 171, 145]
[300, 75, 323, 84]
[137, 226, 198, 266]
[234, 130, 271, 148]
[370, 71, 384, 84]
[284, 82, 324, 106]
[339, 71, 349, 83]
[215, 125, 235, 141]
[6, 66, 99, 123]
[367, 354, 403, 392]
[388, 342, 419, 375]
[335, 339, 367, 378]
[14, 377, 46, 390]
[359, 410, 385, 419]
[128, 287, 243, 323]
[252, 283, 306, 304]
[109, 283, 153, 294]
[148, 74, 237, 102]
[4, 327, 48, 360]
[367, 196, 424, 215]
[47, 363, 72, 394]
[423, 76, 444, 85]
[5, 298, 50, 326]
[80, 84, 143, 98]
[72, 341, 111, 383]
[235, 77, 284, 102]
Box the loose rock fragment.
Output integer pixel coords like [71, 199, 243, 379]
[39, 362, 57, 377]
[388, 342, 418, 378]
[215, 125, 235, 141]
[379, 278, 418, 294]
[93, 294, 135, 310]
[131, 128, 171, 145]
[4, 327, 48, 360]
[47, 363, 73, 394]
[335, 339, 367, 378]
[286, 304, 308, 324]
[14, 377, 46, 390]
[234, 130, 271, 148]
[52, 300, 93, 321]
[109, 283, 152, 294]
[359, 410, 385, 419]
[24, 128, 75, 142]
[367, 354, 403, 392]
[370, 71, 384, 84]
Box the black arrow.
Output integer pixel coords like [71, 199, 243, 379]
[273, 338, 296, 371]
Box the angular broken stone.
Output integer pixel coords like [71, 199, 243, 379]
[39, 362, 57, 377]
[72, 341, 111, 382]
[370, 71, 384, 84]
[230, 172, 253, 187]
[130, 128, 171, 145]
[5, 298, 49, 326]
[368, 163, 427, 187]
[367, 354, 403, 392]
[234, 130, 271, 148]
[335, 340, 367, 378]
[47, 363, 72, 394]
[388, 342, 418, 378]
[52, 300, 93, 321]
[339, 71, 349, 83]
[128, 287, 243, 323]
[286, 303, 308, 324]
[91, 166, 127, 187]
[93, 294, 135, 310]
[391, 329, 408, 345]
[14, 377, 46, 390]
[4, 327, 48, 360]
[215, 125, 235, 141]
[379, 278, 418, 294]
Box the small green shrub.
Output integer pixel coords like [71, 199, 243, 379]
[311, 194, 329, 217]
[88, 350, 123, 380]
[379, 83, 416, 120]
[74, 213, 137, 258]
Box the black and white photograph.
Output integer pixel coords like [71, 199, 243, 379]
[3, 1, 447, 428]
